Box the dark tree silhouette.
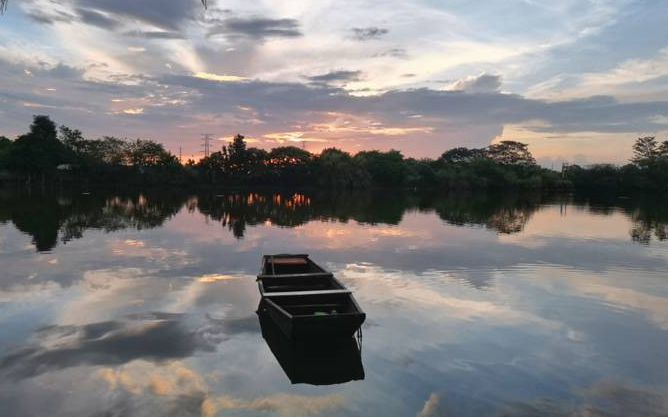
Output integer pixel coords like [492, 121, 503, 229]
[8, 115, 72, 183]
[0, 135, 11, 169]
[4, 115, 668, 191]
[127, 139, 178, 167]
[632, 136, 659, 168]
[317, 148, 371, 188]
[485, 141, 536, 165]
[439, 147, 485, 164]
[354, 150, 406, 187]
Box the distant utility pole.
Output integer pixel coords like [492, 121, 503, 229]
[201, 134, 213, 158]
[179, 146, 182, 163]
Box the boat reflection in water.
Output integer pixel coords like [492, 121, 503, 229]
[257, 304, 364, 386]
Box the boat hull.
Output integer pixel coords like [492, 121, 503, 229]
[259, 293, 365, 340]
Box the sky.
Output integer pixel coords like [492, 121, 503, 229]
[1, 0, 667, 165]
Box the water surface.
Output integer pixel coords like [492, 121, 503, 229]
[1, 189, 667, 416]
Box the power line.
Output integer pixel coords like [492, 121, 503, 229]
[201, 133, 213, 158]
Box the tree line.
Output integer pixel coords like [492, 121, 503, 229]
[0, 115, 666, 190]
[565, 136, 668, 190]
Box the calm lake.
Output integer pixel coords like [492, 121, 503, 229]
[1, 189, 667, 417]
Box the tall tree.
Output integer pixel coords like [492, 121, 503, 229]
[222, 134, 252, 177]
[59, 125, 87, 156]
[89, 136, 129, 165]
[127, 139, 177, 167]
[267, 146, 313, 183]
[485, 141, 536, 165]
[354, 150, 406, 186]
[317, 148, 370, 188]
[632, 136, 659, 167]
[228, 134, 247, 156]
[247, 148, 269, 174]
[439, 147, 485, 164]
[199, 151, 226, 181]
[8, 115, 71, 181]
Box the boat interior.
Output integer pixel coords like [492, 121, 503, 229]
[270, 293, 360, 317]
[263, 255, 326, 275]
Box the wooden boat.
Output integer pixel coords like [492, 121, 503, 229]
[257, 309, 364, 385]
[257, 254, 366, 340]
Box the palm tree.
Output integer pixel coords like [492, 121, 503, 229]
[1, 0, 206, 15]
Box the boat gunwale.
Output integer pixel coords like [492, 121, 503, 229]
[257, 271, 333, 280]
[262, 254, 310, 259]
[263, 289, 351, 297]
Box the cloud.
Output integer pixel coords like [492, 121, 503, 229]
[208, 17, 302, 40]
[97, 360, 207, 396]
[531, 47, 668, 100]
[193, 72, 248, 83]
[307, 70, 363, 84]
[124, 30, 185, 39]
[2, 46, 668, 160]
[417, 393, 442, 417]
[94, 360, 345, 417]
[202, 393, 345, 417]
[25, 8, 76, 24]
[0, 311, 257, 379]
[76, 7, 120, 29]
[122, 107, 144, 115]
[75, 0, 196, 31]
[0, 314, 197, 379]
[375, 48, 409, 59]
[449, 73, 502, 93]
[23, 0, 193, 31]
[497, 380, 668, 417]
[46, 63, 85, 79]
[351, 26, 389, 41]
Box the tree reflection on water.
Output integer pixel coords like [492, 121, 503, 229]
[2, 188, 667, 251]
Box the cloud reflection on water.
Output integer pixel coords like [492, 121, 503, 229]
[1, 189, 668, 416]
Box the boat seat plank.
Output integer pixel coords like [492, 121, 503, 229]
[258, 272, 333, 279]
[269, 258, 308, 266]
[265, 285, 332, 292]
[264, 289, 351, 297]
